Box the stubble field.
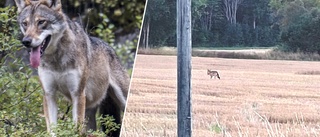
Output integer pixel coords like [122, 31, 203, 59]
[122, 54, 320, 137]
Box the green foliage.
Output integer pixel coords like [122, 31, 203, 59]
[140, 0, 176, 47]
[222, 24, 244, 47]
[0, 6, 21, 60]
[96, 115, 120, 136]
[142, 0, 320, 55]
[278, 0, 320, 53]
[210, 124, 222, 133]
[59, 0, 145, 37]
[0, 7, 46, 136]
[0, 115, 120, 137]
[84, 0, 145, 35]
[48, 119, 89, 137]
[192, 0, 225, 46]
[113, 41, 136, 75]
[93, 13, 116, 44]
[48, 115, 119, 137]
[142, 0, 279, 48]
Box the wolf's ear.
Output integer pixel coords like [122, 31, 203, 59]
[41, 0, 62, 12]
[14, 0, 31, 13]
[50, 0, 62, 11]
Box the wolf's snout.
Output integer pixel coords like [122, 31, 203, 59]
[22, 37, 32, 48]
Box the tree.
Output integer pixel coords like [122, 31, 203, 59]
[139, 0, 176, 47]
[192, 0, 225, 45]
[279, 0, 320, 53]
[223, 0, 243, 24]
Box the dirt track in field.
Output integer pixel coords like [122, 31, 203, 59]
[122, 54, 320, 137]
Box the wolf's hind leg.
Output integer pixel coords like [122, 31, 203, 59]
[85, 107, 98, 131]
[109, 80, 126, 110]
[100, 88, 122, 137]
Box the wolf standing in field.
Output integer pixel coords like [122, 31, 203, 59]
[14, 0, 129, 136]
[207, 69, 220, 79]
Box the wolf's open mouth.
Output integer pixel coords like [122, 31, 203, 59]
[29, 35, 51, 68]
[38, 35, 51, 56]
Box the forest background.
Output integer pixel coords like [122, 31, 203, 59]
[140, 0, 320, 57]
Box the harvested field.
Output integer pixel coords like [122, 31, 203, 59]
[122, 54, 320, 137]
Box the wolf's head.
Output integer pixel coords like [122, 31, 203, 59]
[14, 0, 66, 68]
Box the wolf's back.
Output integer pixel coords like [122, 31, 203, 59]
[89, 36, 129, 98]
[88, 36, 129, 137]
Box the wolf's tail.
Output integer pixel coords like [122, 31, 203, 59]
[100, 86, 123, 137]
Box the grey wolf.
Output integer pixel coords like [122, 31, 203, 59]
[14, 0, 129, 136]
[207, 69, 220, 79]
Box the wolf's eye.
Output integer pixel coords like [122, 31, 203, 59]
[38, 20, 46, 25]
[22, 22, 27, 27]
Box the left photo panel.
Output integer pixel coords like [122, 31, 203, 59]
[0, 0, 146, 136]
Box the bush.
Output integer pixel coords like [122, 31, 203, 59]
[281, 13, 320, 54]
[0, 6, 46, 136]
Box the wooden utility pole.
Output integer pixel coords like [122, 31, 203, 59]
[177, 0, 192, 136]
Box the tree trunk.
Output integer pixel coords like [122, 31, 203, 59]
[141, 17, 150, 49]
[223, 0, 243, 24]
[146, 18, 150, 49]
[253, 15, 256, 29]
[208, 7, 213, 30]
[199, 7, 213, 31]
[142, 22, 146, 48]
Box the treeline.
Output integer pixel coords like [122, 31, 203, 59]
[140, 0, 320, 54]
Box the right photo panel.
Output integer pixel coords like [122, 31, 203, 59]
[123, 0, 320, 136]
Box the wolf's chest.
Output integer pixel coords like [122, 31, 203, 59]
[38, 68, 82, 99]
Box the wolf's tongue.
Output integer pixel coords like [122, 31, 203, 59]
[30, 46, 41, 68]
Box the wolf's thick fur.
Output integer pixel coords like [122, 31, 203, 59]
[207, 69, 220, 79]
[14, 0, 129, 136]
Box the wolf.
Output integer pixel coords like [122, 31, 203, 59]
[14, 0, 129, 136]
[207, 69, 220, 79]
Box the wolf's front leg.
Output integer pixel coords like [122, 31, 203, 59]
[43, 92, 58, 132]
[64, 69, 87, 132]
[70, 89, 86, 134]
[71, 91, 86, 125]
